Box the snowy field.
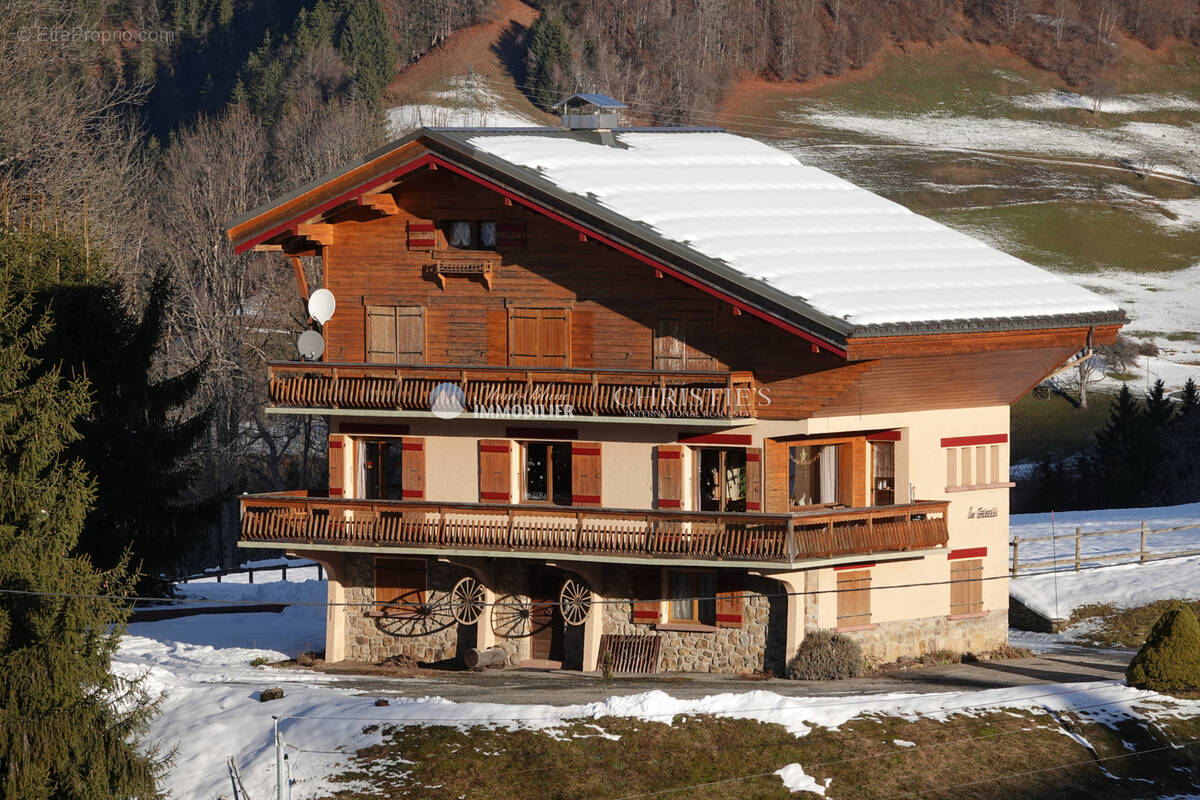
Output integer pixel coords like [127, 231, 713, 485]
[1011, 503, 1200, 619]
[387, 76, 540, 134]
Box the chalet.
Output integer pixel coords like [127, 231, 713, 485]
[226, 107, 1124, 673]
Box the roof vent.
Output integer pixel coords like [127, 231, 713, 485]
[553, 93, 628, 131]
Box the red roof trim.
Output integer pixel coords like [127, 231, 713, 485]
[941, 434, 1008, 448]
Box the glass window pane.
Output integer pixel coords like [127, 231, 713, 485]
[448, 220, 472, 248]
[479, 221, 497, 249]
[380, 440, 405, 500]
[524, 444, 548, 501]
[669, 572, 693, 621]
[818, 445, 839, 504]
[362, 440, 381, 500]
[551, 443, 572, 505]
[789, 446, 815, 506]
[696, 572, 716, 626]
[723, 449, 746, 512]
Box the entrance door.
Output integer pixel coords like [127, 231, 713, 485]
[528, 566, 564, 665]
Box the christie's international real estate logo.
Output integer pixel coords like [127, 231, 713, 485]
[429, 382, 466, 419]
[611, 385, 770, 415]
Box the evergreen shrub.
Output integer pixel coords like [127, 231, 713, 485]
[1126, 602, 1200, 694]
[787, 630, 863, 680]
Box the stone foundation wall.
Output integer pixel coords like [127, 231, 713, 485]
[839, 609, 1009, 664]
[341, 554, 476, 664]
[600, 568, 788, 674]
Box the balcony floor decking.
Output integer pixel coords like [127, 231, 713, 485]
[239, 495, 949, 568]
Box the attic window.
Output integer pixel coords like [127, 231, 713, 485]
[441, 220, 497, 251]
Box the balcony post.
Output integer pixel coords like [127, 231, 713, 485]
[575, 511, 583, 553]
[787, 517, 796, 566]
[506, 508, 515, 550]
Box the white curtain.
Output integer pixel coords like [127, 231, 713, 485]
[819, 445, 839, 503]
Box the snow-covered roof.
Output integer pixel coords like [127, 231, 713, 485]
[461, 130, 1121, 332]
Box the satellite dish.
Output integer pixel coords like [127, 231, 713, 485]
[308, 289, 336, 325]
[297, 330, 325, 361]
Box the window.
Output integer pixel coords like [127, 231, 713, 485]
[668, 570, 716, 625]
[871, 441, 895, 506]
[696, 448, 746, 512]
[654, 312, 715, 371]
[950, 558, 983, 616]
[789, 444, 843, 507]
[523, 441, 572, 505]
[440, 220, 498, 250]
[836, 569, 871, 628]
[375, 557, 426, 616]
[360, 438, 424, 500]
[508, 306, 569, 367]
[365, 305, 424, 364]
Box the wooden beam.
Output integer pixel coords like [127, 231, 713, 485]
[289, 255, 310, 302]
[294, 223, 334, 247]
[359, 193, 399, 215]
[255, 244, 284, 251]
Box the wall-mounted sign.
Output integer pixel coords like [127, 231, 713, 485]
[967, 506, 999, 519]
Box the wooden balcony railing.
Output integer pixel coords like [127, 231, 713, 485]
[267, 362, 758, 419]
[239, 495, 949, 565]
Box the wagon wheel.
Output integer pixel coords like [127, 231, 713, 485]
[491, 594, 533, 639]
[450, 577, 487, 625]
[559, 577, 592, 626]
[377, 596, 455, 637]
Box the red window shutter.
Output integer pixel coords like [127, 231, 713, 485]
[495, 220, 526, 250]
[631, 567, 661, 624]
[571, 442, 602, 506]
[656, 445, 683, 509]
[406, 219, 436, 249]
[714, 571, 743, 628]
[328, 434, 348, 497]
[745, 447, 762, 511]
[401, 437, 425, 500]
[479, 439, 512, 502]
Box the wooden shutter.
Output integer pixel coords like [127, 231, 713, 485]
[838, 443, 855, 506]
[401, 437, 425, 500]
[495, 220, 526, 250]
[366, 306, 398, 363]
[508, 308, 541, 366]
[714, 571, 743, 628]
[479, 439, 512, 502]
[656, 445, 683, 509]
[683, 313, 715, 370]
[654, 315, 686, 371]
[632, 567, 661, 625]
[950, 559, 983, 616]
[375, 557, 426, 614]
[395, 306, 425, 364]
[539, 308, 569, 367]
[745, 447, 762, 511]
[328, 434, 348, 497]
[406, 219, 436, 249]
[571, 442, 602, 506]
[836, 569, 871, 628]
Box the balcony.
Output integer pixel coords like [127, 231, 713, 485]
[239, 496, 949, 567]
[267, 362, 758, 420]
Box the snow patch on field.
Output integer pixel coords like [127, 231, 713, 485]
[1010, 90, 1200, 114]
[387, 77, 540, 134]
[775, 762, 830, 795]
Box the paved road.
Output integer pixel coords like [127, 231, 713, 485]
[306, 643, 1133, 706]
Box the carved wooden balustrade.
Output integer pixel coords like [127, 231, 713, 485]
[267, 362, 759, 419]
[240, 496, 949, 565]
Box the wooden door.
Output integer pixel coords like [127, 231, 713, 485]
[528, 567, 564, 664]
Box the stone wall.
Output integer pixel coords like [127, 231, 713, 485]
[838, 609, 1008, 664]
[600, 568, 788, 674]
[341, 553, 476, 664]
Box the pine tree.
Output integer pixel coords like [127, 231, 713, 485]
[0, 229, 209, 585]
[1145, 378, 1175, 428]
[337, 0, 396, 107]
[0, 265, 165, 798]
[1181, 378, 1199, 417]
[1080, 385, 1158, 508]
[526, 12, 574, 109]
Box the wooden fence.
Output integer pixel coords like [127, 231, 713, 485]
[179, 559, 323, 584]
[1009, 522, 1200, 577]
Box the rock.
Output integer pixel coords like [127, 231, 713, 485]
[259, 688, 284, 702]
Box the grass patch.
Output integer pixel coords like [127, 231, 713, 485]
[319, 708, 1200, 799]
[1069, 599, 1200, 648]
[1011, 389, 1114, 464]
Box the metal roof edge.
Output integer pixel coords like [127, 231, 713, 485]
[845, 308, 1129, 339]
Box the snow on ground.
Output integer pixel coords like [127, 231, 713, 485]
[387, 76, 540, 134]
[775, 762, 830, 795]
[1010, 503, 1200, 619]
[1009, 91, 1200, 115]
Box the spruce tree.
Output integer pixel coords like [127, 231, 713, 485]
[1080, 385, 1157, 508]
[337, 0, 396, 107]
[1181, 378, 1199, 417]
[0, 267, 164, 798]
[1145, 378, 1175, 428]
[526, 12, 574, 109]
